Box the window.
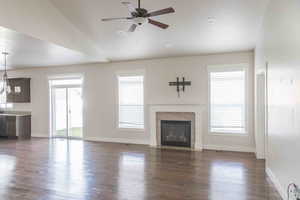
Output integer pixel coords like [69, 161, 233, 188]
[118, 76, 144, 129]
[209, 66, 247, 134]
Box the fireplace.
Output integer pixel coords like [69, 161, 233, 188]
[149, 105, 203, 151]
[161, 120, 191, 148]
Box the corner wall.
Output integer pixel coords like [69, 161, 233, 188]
[6, 51, 255, 151]
[255, 0, 300, 198]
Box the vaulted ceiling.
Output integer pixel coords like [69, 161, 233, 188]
[0, 26, 100, 68]
[50, 0, 269, 61]
[0, 0, 269, 68]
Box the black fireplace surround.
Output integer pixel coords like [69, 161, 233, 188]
[161, 120, 191, 148]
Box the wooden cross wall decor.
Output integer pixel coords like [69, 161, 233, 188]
[169, 77, 191, 97]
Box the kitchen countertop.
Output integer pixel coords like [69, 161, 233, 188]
[0, 111, 31, 117]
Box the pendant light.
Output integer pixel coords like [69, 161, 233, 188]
[0, 52, 11, 95]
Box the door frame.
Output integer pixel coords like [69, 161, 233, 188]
[256, 73, 266, 159]
[50, 84, 83, 139]
[265, 62, 269, 160]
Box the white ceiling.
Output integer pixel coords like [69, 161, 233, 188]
[50, 0, 269, 61]
[0, 26, 100, 69]
[0, 0, 269, 68]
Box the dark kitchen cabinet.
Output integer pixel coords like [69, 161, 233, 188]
[6, 78, 31, 103]
[0, 114, 31, 139]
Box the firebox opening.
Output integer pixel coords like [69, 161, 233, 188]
[161, 120, 191, 148]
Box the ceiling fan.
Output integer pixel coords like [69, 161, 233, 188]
[101, 0, 175, 32]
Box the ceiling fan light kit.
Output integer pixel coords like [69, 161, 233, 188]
[101, 0, 175, 32]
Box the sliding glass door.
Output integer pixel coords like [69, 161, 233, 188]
[51, 85, 83, 139]
[52, 88, 68, 137]
[68, 87, 83, 138]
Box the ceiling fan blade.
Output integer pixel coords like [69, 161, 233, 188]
[122, 2, 136, 14]
[101, 17, 133, 22]
[148, 19, 169, 29]
[128, 24, 138, 32]
[145, 7, 175, 17]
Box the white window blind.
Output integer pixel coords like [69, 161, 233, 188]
[118, 76, 144, 129]
[209, 69, 246, 134]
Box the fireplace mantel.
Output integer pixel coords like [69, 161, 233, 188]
[149, 104, 204, 151]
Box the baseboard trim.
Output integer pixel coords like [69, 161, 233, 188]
[203, 144, 255, 153]
[31, 135, 148, 145]
[31, 134, 50, 138]
[255, 152, 266, 160]
[266, 167, 285, 200]
[30, 136, 254, 153]
[84, 137, 149, 145]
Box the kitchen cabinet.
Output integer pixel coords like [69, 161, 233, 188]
[0, 112, 31, 139]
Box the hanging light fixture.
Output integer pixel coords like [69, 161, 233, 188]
[0, 52, 11, 95]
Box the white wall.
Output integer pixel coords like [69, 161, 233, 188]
[255, 0, 300, 198]
[6, 51, 255, 151]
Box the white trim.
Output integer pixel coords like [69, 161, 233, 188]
[117, 127, 145, 133]
[255, 72, 267, 160]
[115, 69, 145, 77]
[49, 81, 52, 138]
[207, 63, 248, 72]
[203, 144, 255, 153]
[207, 63, 249, 136]
[84, 137, 148, 145]
[32, 133, 50, 138]
[48, 73, 84, 80]
[149, 104, 204, 151]
[255, 152, 265, 160]
[210, 132, 249, 137]
[51, 85, 81, 89]
[49, 77, 84, 139]
[265, 62, 269, 161]
[266, 167, 286, 200]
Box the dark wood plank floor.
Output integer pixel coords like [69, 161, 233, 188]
[0, 139, 281, 200]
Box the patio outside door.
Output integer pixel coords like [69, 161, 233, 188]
[51, 86, 83, 139]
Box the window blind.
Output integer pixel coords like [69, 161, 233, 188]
[209, 70, 246, 134]
[118, 76, 144, 129]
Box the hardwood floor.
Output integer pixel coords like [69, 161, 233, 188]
[0, 139, 281, 200]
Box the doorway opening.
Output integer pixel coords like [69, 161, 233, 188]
[50, 78, 83, 139]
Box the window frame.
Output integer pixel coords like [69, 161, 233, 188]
[116, 70, 145, 131]
[207, 64, 249, 136]
[48, 74, 85, 138]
